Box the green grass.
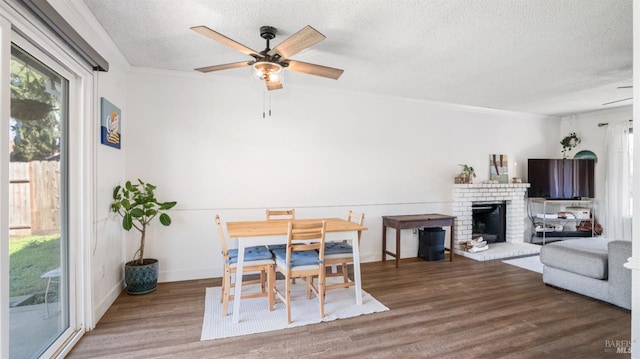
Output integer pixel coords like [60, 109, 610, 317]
[9, 235, 60, 298]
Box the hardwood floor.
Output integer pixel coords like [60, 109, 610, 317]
[67, 257, 631, 358]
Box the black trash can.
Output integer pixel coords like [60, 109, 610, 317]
[418, 227, 445, 261]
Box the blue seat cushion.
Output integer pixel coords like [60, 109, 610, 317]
[226, 245, 273, 263]
[267, 244, 287, 251]
[272, 248, 321, 267]
[324, 242, 353, 255]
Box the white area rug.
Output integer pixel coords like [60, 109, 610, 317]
[502, 255, 543, 274]
[201, 278, 389, 341]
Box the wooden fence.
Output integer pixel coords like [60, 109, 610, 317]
[9, 161, 60, 236]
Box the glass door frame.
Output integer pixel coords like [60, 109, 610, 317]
[1, 1, 95, 357]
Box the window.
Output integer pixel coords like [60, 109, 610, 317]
[603, 120, 633, 240]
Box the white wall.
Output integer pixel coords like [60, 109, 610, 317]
[91, 70, 128, 322]
[52, 0, 131, 325]
[125, 68, 560, 282]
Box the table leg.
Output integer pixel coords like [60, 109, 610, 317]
[382, 224, 387, 262]
[395, 227, 401, 268]
[450, 221, 455, 262]
[352, 230, 363, 305]
[231, 240, 246, 324]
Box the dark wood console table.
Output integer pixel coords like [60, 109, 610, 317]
[382, 214, 456, 267]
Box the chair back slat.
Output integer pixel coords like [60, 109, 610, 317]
[266, 209, 296, 221]
[348, 210, 365, 225]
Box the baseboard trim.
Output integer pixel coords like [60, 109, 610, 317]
[92, 279, 124, 328]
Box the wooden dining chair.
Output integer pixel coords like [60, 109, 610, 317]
[216, 215, 276, 316]
[266, 209, 296, 221]
[265, 209, 297, 252]
[323, 210, 364, 291]
[272, 220, 326, 324]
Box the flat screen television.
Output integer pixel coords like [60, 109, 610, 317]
[527, 159, 595, 199]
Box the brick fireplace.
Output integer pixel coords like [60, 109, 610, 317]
[452, 183, 530, 254]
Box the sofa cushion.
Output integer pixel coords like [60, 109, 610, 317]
[540, 238, 610, 280]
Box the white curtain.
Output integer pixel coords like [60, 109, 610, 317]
[604, 120, 633, 240]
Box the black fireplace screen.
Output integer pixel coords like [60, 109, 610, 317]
[472, 202, 506, 243]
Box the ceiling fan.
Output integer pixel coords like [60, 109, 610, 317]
[191, 25, 344, 91]
[602, 85, 633, 106]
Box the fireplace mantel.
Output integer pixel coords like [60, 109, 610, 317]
[452, 183, 531, 190]
[452, 183, 530, 252]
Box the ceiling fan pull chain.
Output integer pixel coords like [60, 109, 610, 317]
[269, 91, 272, 117]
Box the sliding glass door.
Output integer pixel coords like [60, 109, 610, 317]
[1, 3, 94, 357]
[8, 42, 70, 359]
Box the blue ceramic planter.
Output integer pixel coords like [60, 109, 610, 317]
[125, 258, 158, 295]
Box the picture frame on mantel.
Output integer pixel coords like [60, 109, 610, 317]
[100, 97, 121, 149]
[489, 154, 508, 183]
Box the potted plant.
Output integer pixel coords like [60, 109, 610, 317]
[111, 179, 177, 295]
[561, 132, 581, 158]
[459, 164, 476, 184]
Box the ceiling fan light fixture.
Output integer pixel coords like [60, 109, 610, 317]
[192, 24, 343, 90]
[253, 62, 283, 82]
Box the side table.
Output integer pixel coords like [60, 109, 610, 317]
[382, 214, 456, 268]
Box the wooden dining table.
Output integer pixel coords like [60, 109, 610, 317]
[226, 217, 368, 324]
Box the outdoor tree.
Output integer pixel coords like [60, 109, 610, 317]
[10, 59, 60, 162]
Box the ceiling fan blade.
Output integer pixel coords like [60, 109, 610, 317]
[195, 61, 252, 73]
[285, 60, 344, 80]
[191, 26, 263, 58]
[602, 97, 633, 106]
[267, 25, 325, 59]
[265, 78, 283, 91]
[618, 85, 633, 89]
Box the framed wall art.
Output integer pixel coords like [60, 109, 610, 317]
[489, 154, 508, 183]
[100, 97, 121, 149]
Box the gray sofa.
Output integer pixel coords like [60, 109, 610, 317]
[539, 238, 631, 310]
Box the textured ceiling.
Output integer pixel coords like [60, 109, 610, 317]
[83, 0, 632, 116]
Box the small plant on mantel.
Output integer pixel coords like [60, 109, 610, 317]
[459, 164, 476, 184]
[561, 132, 581, 158]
